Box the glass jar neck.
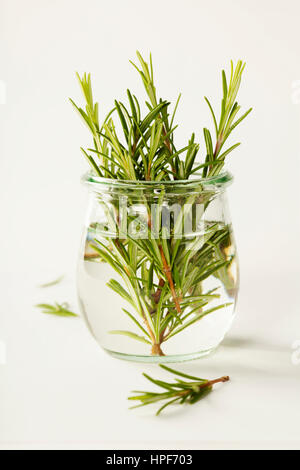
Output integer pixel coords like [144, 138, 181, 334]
[82, 171, 233, 197]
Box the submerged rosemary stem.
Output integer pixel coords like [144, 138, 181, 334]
[151, 343, 165, 356]
[158, 244, 182, 315]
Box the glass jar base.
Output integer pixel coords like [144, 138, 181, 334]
[104, 347, 217, 364]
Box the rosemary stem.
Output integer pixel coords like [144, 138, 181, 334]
[158, 244, 182, 315]
[201, 376, 230, 388]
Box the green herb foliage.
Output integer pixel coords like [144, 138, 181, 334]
[129, 365, 230, 415]
[36, 302, 78, 317]
[70, 52, 252, 181]
[38, 275, 65, 288]
[71, 53, 251, 356]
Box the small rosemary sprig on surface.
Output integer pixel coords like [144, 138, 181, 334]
[129, 365, 230, 415]
[36, 302, 78, 317]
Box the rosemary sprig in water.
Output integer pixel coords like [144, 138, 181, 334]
[203, 61, 252, 177]
[129, 365, 230, 415]
[70, 52, 251, 356]
[70, 52, 252, 181]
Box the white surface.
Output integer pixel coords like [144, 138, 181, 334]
[1, 0, 300, 450]
[0, 269, 299, 450]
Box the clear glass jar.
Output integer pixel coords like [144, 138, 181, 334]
[77, 172, 239, 363]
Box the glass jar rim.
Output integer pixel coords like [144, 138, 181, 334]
[82, 171, 233, 192]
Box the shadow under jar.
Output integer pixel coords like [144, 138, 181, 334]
[77, 172, 239, 363]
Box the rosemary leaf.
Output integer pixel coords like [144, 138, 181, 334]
[36, 302, 78, 318]
[38, 275, 64, 288]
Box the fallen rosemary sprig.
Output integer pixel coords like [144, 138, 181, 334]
[36, 302, 78, 317]
[129, 365, 230, 415]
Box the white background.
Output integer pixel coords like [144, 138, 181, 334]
[1, 0, 300, 450]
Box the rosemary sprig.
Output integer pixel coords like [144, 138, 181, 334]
[129, 365, 230, 415]
[203, 61, 252, 177]
[70, 52, 251, 181]
[36, 302, 78, 317]
[70, 53, 251, 356]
